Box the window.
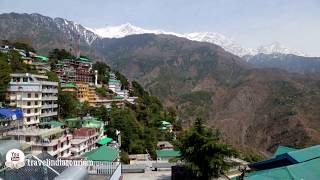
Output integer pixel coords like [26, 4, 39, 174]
[27, 101, 31, 106]
[27, 117, 30, 122]
[35, 109, 38, 113]
[43, 147, 48, 151]
[35, 93, 38, 98]
[27, 110, 30, 114]
[35, 101, 38, 105]
[23, 77, 28, 82]
[26, 137, 31, 142]
[28, 93, 31, 98]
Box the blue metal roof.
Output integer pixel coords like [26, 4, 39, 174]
[0, 108, 23, 120]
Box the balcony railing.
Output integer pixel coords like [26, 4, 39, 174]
[24, 112, 41, 117]
[40, 111, 58, 117]
[41, 104, 58, 109]
[42, 96, 58, 101]
[42, 89, 58, 93]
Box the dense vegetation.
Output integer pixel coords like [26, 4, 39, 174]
[176, 117, 237, 179]
[92, 62, 110, 84]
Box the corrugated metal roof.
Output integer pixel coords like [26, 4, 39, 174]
[156, 149, 181, 158]
[61, 83, 78, 89]
[286, 145, 320, 163]
[39, 121, 64, 127]
[97, 137, 113, 145]
[241, 158, 320, 180]
[83, 146, 118, 162]
[35, 55, 49, 61]
[272, 146, 297, 158]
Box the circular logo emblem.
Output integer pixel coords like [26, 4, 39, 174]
[5, 149, 25, 169]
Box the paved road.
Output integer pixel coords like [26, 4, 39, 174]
[123, 170, 171, 180]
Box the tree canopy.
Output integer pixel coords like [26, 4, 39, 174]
[48, 48, 74, 60]
[92, 62, 110, 84]
[177, 117, 237, 179]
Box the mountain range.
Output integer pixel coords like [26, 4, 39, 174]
[1, 12, 320, 155]
[90, 23, 308, 57]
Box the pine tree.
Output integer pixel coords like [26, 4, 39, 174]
[177, 117, 237, 179]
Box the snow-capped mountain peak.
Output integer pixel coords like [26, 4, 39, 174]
[90, 23, 308, 57]
[254, 42, 307, 57]
[91, 23, 161, 38]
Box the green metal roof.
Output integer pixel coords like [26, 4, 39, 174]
[287, 145, 320, 163]
[161, 121, 171, 126]
[109, 79, 119, 83]
[159, 127, 168, 131]
[272, 146, 297, 158]
[79, 57, 89, 61]
[97, 137, 113, 145]
[61, 83, 78, 89]
[156, 150, 181, 158]
[35, 55, 49, 61]
[238, 158, 320, 180]
[40, 121, 64, 127]
[82, 119, 103, 128]
[40, 128, 64, 139]
[112, 96, 124, 100]
[65, 117, 79, 121]
[83, 146, 118, 161]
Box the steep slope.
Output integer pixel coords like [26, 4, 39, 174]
[1, 13, 320, 155]
[246, 53, 320, 74]
[93, 34, 320, 155]
[0, 13, 99, 56]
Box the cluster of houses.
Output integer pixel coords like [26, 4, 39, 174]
[0, 45, 130, 163]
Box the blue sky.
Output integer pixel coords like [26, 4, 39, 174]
[1, 0, 319, 56]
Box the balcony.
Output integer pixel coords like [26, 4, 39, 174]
[24, 119, 40, 125]
[7, 85, 42, 92]
[20, 104, 42, 109]
[21, 97, 42, 101]
[33, 134, 72, 147]
[70, 144, 89, 153]
[40, 111, 58, 117]
[42, 88, 58, 93]
[41, 104, 58, 109]
[24, 112, 41, 117]
[42, 96, 58, 101]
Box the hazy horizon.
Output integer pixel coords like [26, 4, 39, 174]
[0, 0, 319, 56]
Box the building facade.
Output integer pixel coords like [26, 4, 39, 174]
[6, 126, 73, 158]
[6, 73, 58, 126]
[55, 58, 95, 84]
[70, 128, 99, 157]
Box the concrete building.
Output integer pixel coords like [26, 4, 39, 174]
[6, 73, 58, 126]
[70, 128, 99, 157]
[55, 58, 95, 84]
[6, 126, 73, 158]
[75, 82, 91, 102]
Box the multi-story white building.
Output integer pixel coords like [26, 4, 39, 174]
[6, 126, 73, 158]
[6, 73, 58, 126]
[70, 128, 99, 157]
